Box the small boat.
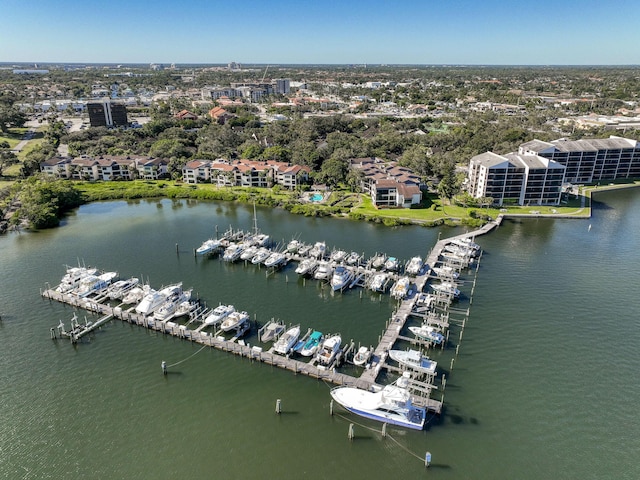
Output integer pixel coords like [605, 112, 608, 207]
[273, 325, 301, 355]
[298, 330, 324, 357]
[297, 243, 312, 256]
[263, 251, 286, 268]
[260, 320, 285, 342]
[314, 261, 333, 281]
[240, 245, 259, 261]
[330, 372, 426, 430]
[415, 292, 435, 309]
[317, 334, 342, 366]
[223, 243, 245, 262]
[405, 256, 423, 276]
[444, 244, 475, 258]
[196, 238, 221, 255]
[122, 285, 150, 305]
[330, 249, 347, 263]
[345, 251, 361, 266]
[107, 277, 139, 300]
[391, 276, 411, 300]
[253, 233, 270, 247]
[232, 317, 251, 338]
[286, 239, 302, 253]
[331, 265, 354, 291]
[451, 237, 480, 252]
[432, 265, 460, 279]
[251, 247, 271, 265]
[384, 256, 400, 272]
[368, 272, 388, 292]
[309, 241, 327, 259]
[174, 300, 197, 318]
[430, 281, 461, 297]
[371, 253, 387, 270]
[203, 304, 235, 326]
[389, 349, 437, 376]
[353, 346, 372, 366]
[295, 258, 317, 276]
[408, 324, 445, 344]
[220, 310, 250, 332]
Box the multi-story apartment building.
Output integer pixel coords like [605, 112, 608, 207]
[41, 155, 168, 181]
[467, 152, 565, 206]
[519, 136, 640, 184]
[86, 99, 129, 127]
[349, 157, 423, 208]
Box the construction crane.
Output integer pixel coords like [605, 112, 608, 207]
[261, 65, 269, 83]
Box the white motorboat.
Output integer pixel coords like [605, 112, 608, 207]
[263, 251, 286, 268]
[203, 304, 235, 326]
[330, 249, 347, 263]
[384, 256, 400, 272]
[432, 265, 460, 279]
[220, 310, 250, 332]
[174, 300, 197, 318]
[444, 243, 475, 258]
[56, 266, 98, 293]
[286, 239, 302, 253]
[196, 238, 220, 255]
[368, 272, 388, 292]
[75, 271, 118, 297]
[223, 243, 245, 262]
[308, 241, 327, 259]
[371, 253, 387, 270]
[345, 251, 361, 265]
[415, 292, 435, 309]
[251, 247, 271, 265]
[408, 324, 445, 344]
[451, 237, 480, 252]
[298, 330, 324, 357]
[353, 346, 372, 367]
[135, 283, 182, 316]
[405, 256, 423, 276]
[391, 276, 411, 299]
[135, 289, 163, 316]
[330, 372, 426, 430]
[273, 325, 301, 355]
[240, 245, 259, 261]
[295, 258, 317, 276]
[253, 233, 270, 247]
[389, 349, 437, 376]
[314, 261, 333, 281]
[331, 265, 354, 291]
[297, 243, 312, 256]
[430, 281, 461, 297]
[260, 320, 285, 342]
[316, 334, 341, 366]
[122, 285, 149, 305]
[107, 277, 139, 300]
[153, 288, 192, 322]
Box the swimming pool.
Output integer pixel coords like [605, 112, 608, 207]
[310, 193, 324, 202]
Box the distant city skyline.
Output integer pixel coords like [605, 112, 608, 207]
[2, 0, 639, 66]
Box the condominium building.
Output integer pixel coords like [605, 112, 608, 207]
[86, 99, 128, 127]
[519, 136, 640, 184]
[468, 152, 565, 206]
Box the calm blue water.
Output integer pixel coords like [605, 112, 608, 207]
[0, 189, 639, 479]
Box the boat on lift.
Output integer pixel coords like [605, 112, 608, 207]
[295, 258, 317, 276]
[391, 276, 411, 300]
[260, 320, 286, 342]
[263, 251, 286, 268]
[389, 349, 437, 376]
[308, 241, 327, 259]
[331, 265, 354, 291]
[196, 238, 221, 255]
[273, 325, 301, 355]
[353, 346, 372, 367]
[405, 256, 424, 276]
[220, 310, 250, 332]
[345, 251, 361, 266]
[384, 256, 400, 272]
[430, 281, 461, 297]
[314, 261, 333, 281]
[251, 247, 271, 265]
[432, 265, 460, 279]
[298, 330, 324, 357]
[107, 277, 139, 300]
[203, 304, 236, 326]
[317, 334, 342, 366]
[368, 272, 388, 292]
[408, 324, 445, 344]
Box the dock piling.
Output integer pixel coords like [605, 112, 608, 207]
[161, 360, 167, 375]
[348, 423, 354, 440]
[275, 398, 282, 414]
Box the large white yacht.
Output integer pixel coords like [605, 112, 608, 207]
[330, 372, 426, 430]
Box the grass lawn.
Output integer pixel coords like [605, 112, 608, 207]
[0, 127, 29, 149]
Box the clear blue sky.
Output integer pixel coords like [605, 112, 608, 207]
[1, 0, 639, 65]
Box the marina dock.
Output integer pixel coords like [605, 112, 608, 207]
[43, 216, 503, 415]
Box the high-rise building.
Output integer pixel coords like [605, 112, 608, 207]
[274, 78, 291, 95]
[87, 99, 128, 127]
